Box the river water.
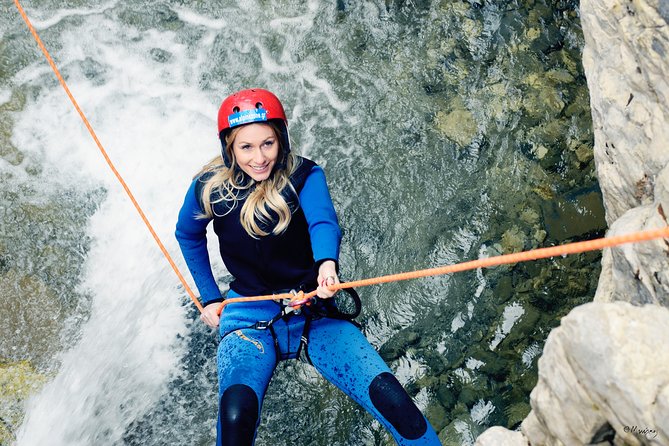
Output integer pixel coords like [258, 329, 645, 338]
[1, 1, 604, 445]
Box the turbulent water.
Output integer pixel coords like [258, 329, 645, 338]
[1, 1, 604, 445]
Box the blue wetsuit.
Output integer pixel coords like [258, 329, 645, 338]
[175, 157, 440, 445]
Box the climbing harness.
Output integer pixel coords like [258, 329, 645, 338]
[15, 0, 669, 319]
[231, 285, 362, 365]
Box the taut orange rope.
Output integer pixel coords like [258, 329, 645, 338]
[14, 0, 204, 313]
[218, 226, 669, 314]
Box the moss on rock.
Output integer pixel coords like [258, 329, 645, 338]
[0, 360, 49, 445]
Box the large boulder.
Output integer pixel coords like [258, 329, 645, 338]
[521, 302, 669, 445]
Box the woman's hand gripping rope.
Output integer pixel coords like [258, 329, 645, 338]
[316, 260, 339, 299]
[201, 302, 222, 328]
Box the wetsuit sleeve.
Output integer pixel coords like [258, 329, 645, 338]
[299, 165, 342, 266]
[175, 179, 223, 304]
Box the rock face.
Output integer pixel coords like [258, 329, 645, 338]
[521, 302, 669, 446]
[581, 0, 669, 225]
[581, 0, 669, 306]
[476, 0, 669, 444]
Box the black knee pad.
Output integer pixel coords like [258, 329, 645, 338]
[368, 372, 427, 440]
[219, 384, 259, 446]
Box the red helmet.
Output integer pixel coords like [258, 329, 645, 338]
[217, 88, 290, 167]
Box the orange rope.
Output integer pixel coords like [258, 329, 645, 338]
[218, 226, 669, 314]
[14, 0, 204, 313]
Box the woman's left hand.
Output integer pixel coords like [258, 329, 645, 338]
[316, 260, 339, 299]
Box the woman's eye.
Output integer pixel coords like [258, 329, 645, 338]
[240, 145, 251, 150]
[263, 140, 275, 147]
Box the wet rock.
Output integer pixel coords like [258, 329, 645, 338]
[530, 144, 548, 160]
[0, 141, 24, 166]
[550, 49, 580, 76]
[522, 73, 566, 118]
[493, 275, 514, 304]
[436, 381, 457, 412]
[532, 183, 554, 200]
[0, 360, 48, 445]
[475, 350, 507, 382]
[23, 157, 42, 176]
[478, 81, 523, 125]
[79, 57, 108, 85]
[426, 402, 450, 431]
[0, 269, 63, 368]
[438, 421, 460, 446]
[0, 113, 24, 166]
[379, 329, 421, 361]
[563, 85, 591, 117]
[519, 208, 540, 226]
[574, 143, 594, 164]
[540, 185, 606, 241]
[458, 386, 479, 407]
[504, 401, 531, 429]
[434, 107, 477, 147]
[500, 305, 540, 349]
[500, 226, 526, 253]
[545, 68, 575, 84]
[118, 3, 184, 31]
[150, 48, 172, 63]
[532, 229, 546, 244]
[0, 89, 26, 112]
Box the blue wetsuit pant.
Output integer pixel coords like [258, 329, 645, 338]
[216, 299, 440, 445]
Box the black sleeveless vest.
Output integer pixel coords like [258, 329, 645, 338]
[198, 157, 318, 296]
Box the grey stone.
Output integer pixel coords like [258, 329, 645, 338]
[520, 302, 669, 446]
[474, 426, 528, 446]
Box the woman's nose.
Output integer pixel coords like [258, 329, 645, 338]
[253, 148, 266, 163]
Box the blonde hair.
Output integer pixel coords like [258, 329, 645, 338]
[196, 122, 299, 238]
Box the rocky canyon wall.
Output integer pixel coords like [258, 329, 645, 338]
[476, 1, 669, 445]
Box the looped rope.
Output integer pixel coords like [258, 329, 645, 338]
[288, 290, 311, 308]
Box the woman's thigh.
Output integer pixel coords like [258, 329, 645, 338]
[306, 318, 392, 402]
[217, 328, 277, 396]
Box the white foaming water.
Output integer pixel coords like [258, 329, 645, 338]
[25, 1, 119, 30]
[13, 9, 219, 445]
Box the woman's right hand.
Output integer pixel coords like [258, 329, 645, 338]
[200, 302, 221, 328]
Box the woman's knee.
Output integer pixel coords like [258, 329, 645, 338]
[219, 384, 259, 446]
[368, 372, 428, 440]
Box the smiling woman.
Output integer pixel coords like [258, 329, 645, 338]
[175, 88, 441, 445]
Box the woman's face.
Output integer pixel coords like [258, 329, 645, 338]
[231, 123, 280, 181]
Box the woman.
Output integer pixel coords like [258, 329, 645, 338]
[175, 88, 440, 445]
